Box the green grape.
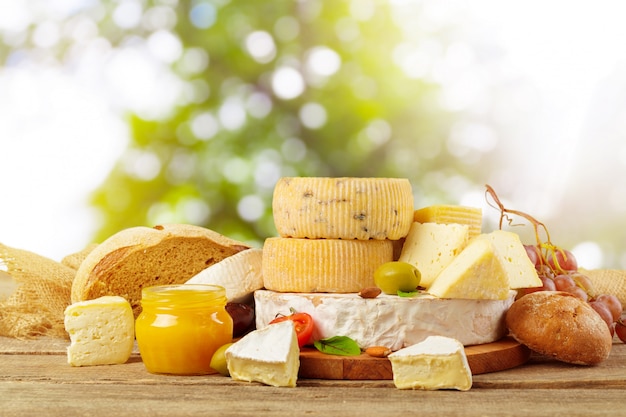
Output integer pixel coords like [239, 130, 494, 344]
[374, 261, 421, 295]
[209, 342, 233, 377]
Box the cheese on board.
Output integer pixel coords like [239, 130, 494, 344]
[254, 289, 515, 351]
[272, 177, 414, 240]
[398, 222, 470, 288]
[388, 335, 472, 391]
[64, 296, 134, 367]
[226, 320, 300, 388]
[262, 237, 393, 293]
[427, 238, 511, 300]
[475, 230, 542, 289]
[413, 205, 482, 239]
[185, 248, 263, 303]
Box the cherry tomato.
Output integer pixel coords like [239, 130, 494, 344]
[269, 312, 315, 348]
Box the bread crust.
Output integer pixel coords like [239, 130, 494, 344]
[71, 224, 250, 317]
[506, 291, 612, 365]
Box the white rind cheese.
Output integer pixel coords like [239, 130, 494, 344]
[388, 335, 472, 391]
[225, 320, 300, 388]
[64, 296, 135, 367]
[398, 222, 470, 288]
[254, 290, 515, 351]
[185, 248, 263, 303]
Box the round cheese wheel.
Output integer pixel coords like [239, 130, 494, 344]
[255, 290, 516, 350]
[262, 237, 393, 293]
[272, 177, 414, 240]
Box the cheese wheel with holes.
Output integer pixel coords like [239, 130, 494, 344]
[272, 177, 414, 240]
[262, 237, 393, 293]
[413, 205, 482, 239]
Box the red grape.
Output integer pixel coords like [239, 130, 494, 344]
[615, 319, 626, 343]
[547, 249, 578, 272]
[570, 273, 594, 294]
[563, 285, 588, 302]
[594, 294, 623, 322]
[524, 245, 540, 267]
[589, 301, 613, 329]
[553, 274, 576, 292]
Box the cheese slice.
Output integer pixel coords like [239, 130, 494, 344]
[427, 238, 510, 300]
[388, 335, 472, 391]
[255, 289, 515, 350]
[413, 205, 482, 239]
[64, 296, 134, 367]
[475, 230, 542, 289]
[272, 177, 414, 240]
[398, 222, 470, 288]
[185, 248, 263, 303]
[225, 320, 300, 387]
[262, 237, 393, 293]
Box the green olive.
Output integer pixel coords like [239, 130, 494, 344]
[210, 342, 233, 376]
[374, 261, 421, 295]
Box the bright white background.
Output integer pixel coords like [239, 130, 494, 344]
[1, 0, 626, 268]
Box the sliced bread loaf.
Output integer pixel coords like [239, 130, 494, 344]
[71, 224, 250, 317]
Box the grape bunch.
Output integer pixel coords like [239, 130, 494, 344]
[521, 244, 626, 342]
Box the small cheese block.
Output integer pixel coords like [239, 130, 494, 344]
[272, 177, 414, 240]
[185, 248, 263, 303]
[388, 335, 472, 391]
[255, 289, 515, 350]
[64, 296, 134, 367]
[413, 205, 482, 239]
[428, 238, 510, 300]
[398, 222, 470, 288]
[225, 320, 300, 387]
[475, 230, 542, 289]
[262, 237, 393, 293]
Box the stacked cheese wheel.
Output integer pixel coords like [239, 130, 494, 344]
[262, 177, 414, 293]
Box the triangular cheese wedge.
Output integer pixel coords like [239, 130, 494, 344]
[428, 238, 510, 300]
[475, 230, 542, 289]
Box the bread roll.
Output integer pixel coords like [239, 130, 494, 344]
[506, 291, 612, 365]
[71, 224, 250, 317]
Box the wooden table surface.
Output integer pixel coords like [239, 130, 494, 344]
[1, 336, 625, 417]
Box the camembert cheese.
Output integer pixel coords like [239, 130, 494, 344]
[255, 289, 515, 350]
[388, 335, 472, 391]
[398, 222, 470, 288]
[64, 296, 134, 367]
[427, 238, 510, 300]
[225, 320, 300, 388]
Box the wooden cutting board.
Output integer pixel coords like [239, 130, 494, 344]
[298, 337, 530, 380]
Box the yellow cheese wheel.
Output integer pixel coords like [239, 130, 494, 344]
[413, 205, 483, 239]
[262, 237, 394, 293]
[272, 177, 414, 240]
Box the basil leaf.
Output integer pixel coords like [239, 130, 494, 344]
[314, 336, 361, 356]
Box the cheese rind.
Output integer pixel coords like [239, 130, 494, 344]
[398, 222, 470, 288]
[272, 177, 414, 240]
[64, 296, 135, 366]
[225, 320, 300, 387]
[262, 237, 393, 293]
[427, 238, 511, 300]
[254, 290, 515, 350]
[475, 230, 542, 289]
[185, 248, 263, 303]
[388, 335, 472, 391]
[413, 205, 482, 239]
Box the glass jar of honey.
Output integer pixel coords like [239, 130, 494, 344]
[135, 284, 233, 375]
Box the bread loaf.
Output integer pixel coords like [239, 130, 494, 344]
[71, 224, 250, 317]
[506, 291, 612, 365]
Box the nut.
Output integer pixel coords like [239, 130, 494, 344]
[358, 287, 382, 299]
[365, 346, 392, 358]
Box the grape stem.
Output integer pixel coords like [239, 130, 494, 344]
[484, 184, 569, 275]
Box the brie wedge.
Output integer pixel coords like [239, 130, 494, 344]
[225, 320, 300, 387]
[64, 296, 134, 366]
[388, 335, 472, 391]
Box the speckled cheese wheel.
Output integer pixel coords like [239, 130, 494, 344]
[272, 177, 414, 240]
[506, 291, 612, 365]
[262, 237, 394, 293]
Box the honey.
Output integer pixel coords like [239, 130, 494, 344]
[135, 284, 233, 375]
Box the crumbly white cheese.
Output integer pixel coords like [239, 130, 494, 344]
[388, 335, 472, 390]
[225, 320, 300, 388]
[185, 248, 263, 303]
[64, 296, 134, 367]
[254, 289, 515, 351]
